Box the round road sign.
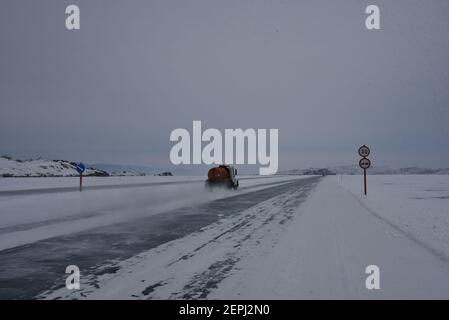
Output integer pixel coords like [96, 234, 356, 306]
[359, 157, 371, 169]
[76, 162, 86, 174]
[358, 145, 370, 157]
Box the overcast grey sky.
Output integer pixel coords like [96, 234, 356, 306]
[1, 0, 448, 171]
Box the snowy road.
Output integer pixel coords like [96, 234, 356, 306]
[2, 176, 449, 299]
[0, 177, 319, 299]
[209, 178, 449, 299]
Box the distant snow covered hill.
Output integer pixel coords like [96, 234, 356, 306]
[280, 165, 449, 175]
[0, 157, 195, 178]
[90, 163, 198, 176]
[89, 163, 161, 176]
[0, 156, 109, 177]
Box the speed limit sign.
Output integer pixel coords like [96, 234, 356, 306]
[359, 157, 371, 169]
[358, 145, 371, 195]
[358, 145, 370, 158]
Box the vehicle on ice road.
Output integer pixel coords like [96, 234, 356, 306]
[205, 165, 239, 190]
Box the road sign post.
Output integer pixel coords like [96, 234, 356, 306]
[358, 146, 371, 195]
[364, 169, 366, 194]
[76, 163, 86, 192]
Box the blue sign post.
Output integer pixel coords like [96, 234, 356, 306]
[76, 163, 85, 192]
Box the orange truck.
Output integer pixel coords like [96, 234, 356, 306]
[205, 165, 239, 189]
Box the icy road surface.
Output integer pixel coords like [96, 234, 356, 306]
[0, 176, 316, 299]
[2, 175, 449, 299]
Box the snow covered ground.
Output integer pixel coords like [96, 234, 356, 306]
[34, 175, 449, 300]
[340, 175, 449, 261]
[0, 175, 204, 191]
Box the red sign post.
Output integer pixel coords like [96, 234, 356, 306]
[358, 145, 371, 195]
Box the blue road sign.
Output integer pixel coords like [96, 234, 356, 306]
[76, 162, 85, 174]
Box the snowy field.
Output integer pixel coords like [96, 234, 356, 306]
[340, 175, 449, 261]
[0, 175, 206, 191]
